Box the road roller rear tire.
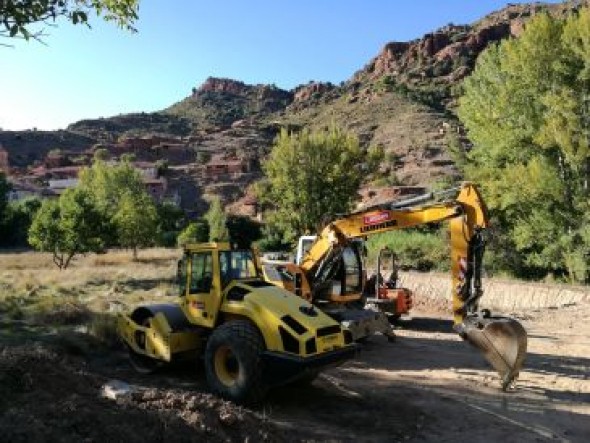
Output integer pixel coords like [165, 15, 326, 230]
[204, 320, 267, 404]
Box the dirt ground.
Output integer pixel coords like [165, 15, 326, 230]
[1, 298, 588, 443]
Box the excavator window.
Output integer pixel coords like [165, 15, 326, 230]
[189, 252, 213, 294]
[342, 246, 363, 294]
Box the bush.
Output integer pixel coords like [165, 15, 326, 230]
[365, 228, 448, 271]
[89, 313, 119, 348]
[177, 219, 210, 246]
[158, 231, 178, 247]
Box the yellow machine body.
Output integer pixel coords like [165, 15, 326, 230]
[118, 243, 356, 395]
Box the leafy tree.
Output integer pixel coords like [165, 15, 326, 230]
[155, 159, 169, 177]
[255, 221, 291, 252]
[259, 126, 382, 243]
[1, 0, 139, 42]
[0, 197, 41, 247]
[156, 201, 185, 246]
[177, 219, 209, 246]
[78, 157, 146, 244]
[79, 158, 160, 256]
[196, 151, 211, 164]
[226, 215, 262, 249]
[0, 172, 9, 221]
[205, 196, 228, 241]
[458, 10, 590, 282]
[29, 188, 108, 269]
[120, 152, 136, 163]
[113, 191, 157, 260]
[93, 148, 110, 161]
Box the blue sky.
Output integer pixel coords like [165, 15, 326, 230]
[1, 0, 561, 130]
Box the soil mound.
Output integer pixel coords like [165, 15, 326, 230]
[0, 345, 282, 442]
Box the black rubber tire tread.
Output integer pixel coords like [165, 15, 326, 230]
[204, 320, 268, 404]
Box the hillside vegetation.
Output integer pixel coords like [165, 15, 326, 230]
[3, 1, 590, 283]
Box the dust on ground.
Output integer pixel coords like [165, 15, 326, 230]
[2, 300, 589, 442]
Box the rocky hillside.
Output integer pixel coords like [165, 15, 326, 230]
[3, 0, 588, 203]
[348, 0, 584, 110]
[164, 77, 293, 132]
[68, 112, 192, 142]
[0, 130, 97, 168]
[270, 0, 588, 185]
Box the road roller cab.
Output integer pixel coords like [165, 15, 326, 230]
[118, 242, 356, 403]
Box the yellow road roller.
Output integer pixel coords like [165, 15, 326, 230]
[118, 242, 356, 403]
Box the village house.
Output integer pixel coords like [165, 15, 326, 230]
[143, 177, 168, 201]
[7, 179, 55, 201]
[48, 178, 79, 195]
[204, 155, 249, 179]
[32, 165, 82, 180]
[131, 161, 158, 179]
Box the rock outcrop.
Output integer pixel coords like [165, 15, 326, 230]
[293, 82, 335, 102]
[356, 1, 588, 87]
[192, 77, 251, 96]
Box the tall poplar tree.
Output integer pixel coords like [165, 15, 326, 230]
[458, 10, 590, 282]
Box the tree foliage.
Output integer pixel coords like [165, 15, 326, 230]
[226, 214, 262, 249]
[78, 158, 158, 258]
[458, 10, 590, 282]
[177, 219, 209, 246]
[0, 0, 139, 42]
[28, 187, 108, 269]
[0, 172, 9, 220]
[113, 191, 157, 260]
[156, 201, 185, 246]
[0, 197, 41, 247]
[205, 196, 228, 242]
[259, 126, 382, 243]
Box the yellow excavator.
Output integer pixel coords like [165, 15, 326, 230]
[262, 182, 527, 389]
[118, 243, 356, 404]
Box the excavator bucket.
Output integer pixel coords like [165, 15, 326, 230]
[458, 315, 527, 390]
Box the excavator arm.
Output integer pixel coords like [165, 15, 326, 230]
[300, 182, 527, 389]
[301, 183, 487, 322]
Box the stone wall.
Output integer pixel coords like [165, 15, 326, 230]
[398, 272, 590, 313]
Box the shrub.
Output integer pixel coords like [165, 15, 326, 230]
[365, 228, 448, 271]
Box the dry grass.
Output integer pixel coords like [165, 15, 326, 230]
[0, 248, 181, 344]
[88, 313, 120, 348]
[0, 248, 180, 297]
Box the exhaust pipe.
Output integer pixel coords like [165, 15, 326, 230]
[456, 314, 527, 390]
